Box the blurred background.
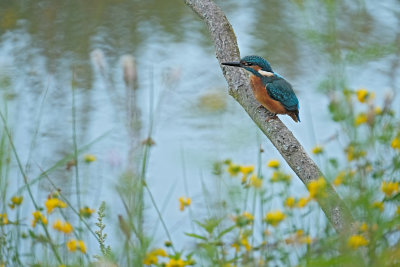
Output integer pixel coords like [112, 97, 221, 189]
[0, 0, 399, 264]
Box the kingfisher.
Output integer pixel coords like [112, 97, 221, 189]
[222, 55, 300, 122]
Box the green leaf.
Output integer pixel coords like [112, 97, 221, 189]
[217, 225, 236, 239]
[184, 232, 207, 241]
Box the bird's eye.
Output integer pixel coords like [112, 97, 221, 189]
[245, 62, 253, 66]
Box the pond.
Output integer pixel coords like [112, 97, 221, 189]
[0, 0, 399, 260]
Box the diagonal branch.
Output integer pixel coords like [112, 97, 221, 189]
[185, 0, 354, 234]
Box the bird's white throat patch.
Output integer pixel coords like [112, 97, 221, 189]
[258, 70, 274, 77]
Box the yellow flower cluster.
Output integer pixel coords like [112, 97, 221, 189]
[9, 195, 23, 209]
[179, 196, 191, 211]
[346, 145, 366, 162]
[225, 161, 262, 188]
[392, 137, 400, 150]
[45, 198, 67, 214]
[354, 113, 368, 126]
[83, 154, 96, 163]
[233, 211, 254, 227]
[265, 210, 285, 227]
[80, 206, 95, 218]
[32, 210, 47, 227]
[284, 196, 310, 209]
[311, 145, 324, 155]
[53, 219, 73, 234]
[348, 235, 369, 249]
[381, 181, 399, 198]
[307, 177, 326, 199]
[67, 239, 86, 254]
[232, 235, 251, 252]
[143, 248, 168, 265]
[0, 213, 8, 225]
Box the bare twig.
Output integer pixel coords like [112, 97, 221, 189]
[184, 0, 354, 234]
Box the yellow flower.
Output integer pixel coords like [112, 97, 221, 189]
[32, 210, 47, 227]
[265, 210, 285, 227]
[392, 137, 400, 150]
[0, 213, 8, 225]
[354, 113, 368, 126]
[300, 235, 313, 244]
[267, 159, 280, 168]
[52, 219, 73, 234]
[240, 237, 251, 251]
[227, 163, 241, 176]
[297, 197, 310, 208]
[249, 174, 262, 188]
[80, 206, 95, 218]
[346, 145, 366, 161]
[45, 198, 67, 214]
[78, 240, 86, 253]
[307, 177, 326, 199]
[284, 197, 295, 208]
[270, 171, 291, 183]
[397, 206, 400, 215]
[67, 239, 86, 254]
[242, 211, 254, 222]
[347, 145, 355, 161]
[232, 242, 240, 252]
[333, 171, 345, 186]
[348, 235, 369, 249]
[372, 201, 384, 212]
[179, 196, 191, 211]
[375, 106, 382, 115]
[240, 165, 255, 184]
[232, 235, 252, 252]
[360, 222, 368, 232]
[165, 258, 186, 267]
[356, 88, 369, 103]
[9, 195, 23, 209]
[381, 181, 399, 198]
[143, 248, 167, 265]
[83, 154, 96, 163]
[67, 239, 77, 251]
[240, 165, 254, 176]
[312, 145, 324, 155]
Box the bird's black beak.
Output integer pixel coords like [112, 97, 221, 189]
[221, 61, 242, 67]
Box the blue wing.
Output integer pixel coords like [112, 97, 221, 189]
[264, 78, 299, 112]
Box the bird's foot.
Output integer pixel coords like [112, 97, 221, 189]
[257, 105, 265, 111]
[265, 114, 278, 122]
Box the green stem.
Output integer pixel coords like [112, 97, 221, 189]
[0, 110, 62, 264]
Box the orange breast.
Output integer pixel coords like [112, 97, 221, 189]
[250, 75, 287, 114]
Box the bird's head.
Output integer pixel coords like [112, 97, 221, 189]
[222, 55, 274, 77]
